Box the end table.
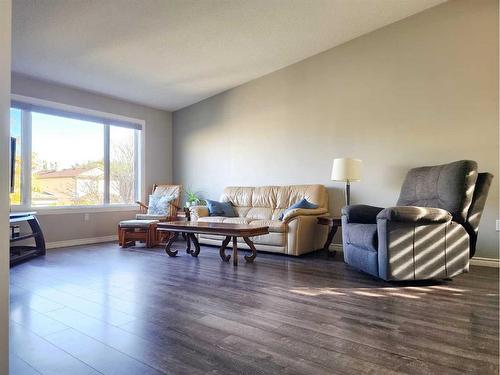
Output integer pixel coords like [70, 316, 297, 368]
[317, 217, 342, 257]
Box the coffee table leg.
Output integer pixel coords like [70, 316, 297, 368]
[186, 233, 191, 254]
[164, 232, 179, 257]
[232, 236, 238, 266]
[242, 237, 258, 262]
[219, 236, 231, 262]
[189, 233, 200, 257]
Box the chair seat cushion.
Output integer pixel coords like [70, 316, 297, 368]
[119, 219, 159, 228]
[344, 223, 378, 251]
[136, 214, 168, 220]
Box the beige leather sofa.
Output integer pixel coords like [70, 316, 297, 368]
[189, 185, 330, 256]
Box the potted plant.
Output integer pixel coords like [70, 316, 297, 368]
[185, 190, 202, 207]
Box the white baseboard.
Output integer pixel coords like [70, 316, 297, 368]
[45, 239, 499, 267]
[329, 243, 343, 252]
[330, 244, 498, 268]
[46, 235, 118, 249]
[470, 257, 499, 268]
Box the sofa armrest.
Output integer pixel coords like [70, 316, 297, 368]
[341, 205, 384, 224]
[376, 206, 452, 223]
[189, 205, 209, 221]
[282, 207, 328, 222]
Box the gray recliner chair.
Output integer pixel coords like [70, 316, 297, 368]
[341, 160, 493, 281]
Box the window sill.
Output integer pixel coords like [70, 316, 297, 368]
[10, 204, 140, 216]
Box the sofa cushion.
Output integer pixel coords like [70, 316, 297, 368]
[345, 223, 378, 252]
[198, 217, 250, 225]
[234, 206, 251, 217]
[221, 184, 328, 212]
[246, 207, 273, 220]
[206, 199, 237, 217]
[249, 219, 286, 233]
[119, 219, 159, 228]
[275, 185, 327, 209]
[135, 214, 168, 221]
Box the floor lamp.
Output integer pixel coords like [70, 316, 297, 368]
[331, 158, 362, 206]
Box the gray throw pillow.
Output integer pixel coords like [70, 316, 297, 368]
[206, 199, 237, 217]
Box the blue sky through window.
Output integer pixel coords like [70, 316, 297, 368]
[32, 112, 104, 170]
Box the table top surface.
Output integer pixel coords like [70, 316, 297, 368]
[157, 221, 269, 236]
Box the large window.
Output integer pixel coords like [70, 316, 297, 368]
[10, 99, 142, 208]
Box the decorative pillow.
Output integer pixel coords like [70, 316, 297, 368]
[206, 199, 237, 217]
[279, 198, 318, 220]
[147, 194, 174, 216]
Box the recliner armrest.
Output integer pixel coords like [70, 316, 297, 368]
[341, 205, 384, 224]
[282, 207, 328, 222]
[376, 206, 452, 223]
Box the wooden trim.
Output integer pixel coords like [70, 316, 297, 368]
[470, 257, 500, 268]
[46, 235, 118, 249]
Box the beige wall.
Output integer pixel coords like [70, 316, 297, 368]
[1, 1, 11, 372]
[11, 73, 173, 244]
[173, 0, 499, 259]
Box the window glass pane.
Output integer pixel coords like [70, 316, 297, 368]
[31, 112, 104, 206]
[10, 108, 22, 205]
[110, 126, 136, 204]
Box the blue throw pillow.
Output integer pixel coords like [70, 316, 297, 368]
[279, 198, 318, 220]
[206, 199, 237, 217]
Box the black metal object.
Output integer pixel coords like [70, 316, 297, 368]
[10, 212, 46, 266]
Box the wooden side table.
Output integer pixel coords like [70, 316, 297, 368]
[317, 217, 342, 257]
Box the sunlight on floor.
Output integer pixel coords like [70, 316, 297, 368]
[288, 285, 498, 299]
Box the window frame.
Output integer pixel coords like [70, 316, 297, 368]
[10, 94, 145, 214]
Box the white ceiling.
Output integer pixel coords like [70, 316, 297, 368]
[12, 0, 446, 111]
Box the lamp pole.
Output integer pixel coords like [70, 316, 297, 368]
[345, 179, 351, 206]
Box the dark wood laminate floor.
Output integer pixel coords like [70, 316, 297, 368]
[9, 241, 499, 375]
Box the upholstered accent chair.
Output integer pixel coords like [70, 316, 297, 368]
[341, 160, 493, 281]
[136, 184, 182, 221]
[118, 184, 182, 248]
[189, 185, 330, 256]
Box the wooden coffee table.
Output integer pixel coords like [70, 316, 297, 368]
[157, 221, 269, 266]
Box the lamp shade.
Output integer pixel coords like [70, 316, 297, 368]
[331, 158, 362, 182]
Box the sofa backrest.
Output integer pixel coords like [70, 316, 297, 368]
[396, 160, 478, 224]
[221, 184, 328, 221]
